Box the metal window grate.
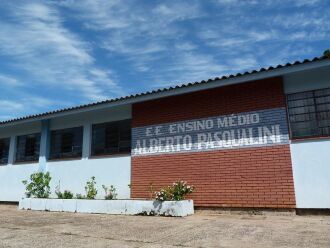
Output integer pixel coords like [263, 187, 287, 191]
[287, 88, 330, 139]
[16, 133, 40, 162]
[92, 119, 131, 156]
[49, 126, 83, 160]
[0, 138, 10, 165]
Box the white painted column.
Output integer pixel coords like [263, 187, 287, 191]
[7, 135, 17, 165]
[39, 120, 50, 171]
[82, 123, 91, 159]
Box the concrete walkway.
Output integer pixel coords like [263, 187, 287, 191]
[0, 204, 329, 248]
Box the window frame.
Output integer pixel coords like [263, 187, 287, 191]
[286, 87, 330, 140]
[49, 126, 84, 161]
[91, 119, 131, 157]
[0, 137, 10, 165]
[15, 133, 41, 163]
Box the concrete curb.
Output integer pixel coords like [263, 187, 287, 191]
[18, 198, 194, 217]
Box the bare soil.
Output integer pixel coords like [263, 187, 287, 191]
[0, 204, 329, 248]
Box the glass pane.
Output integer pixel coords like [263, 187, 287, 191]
[289, 113, 316, 122]
[16, 133, 40, 162]
[291, 121, 318, 130]
[292, 127, 319, 138]
[0, 138, 10, 165]
[317, 111, 330, 121]
[315, 96, 330, 104]
[49, 127, 83, 159]
[320, 127, 330, 136]
[288, 105, 315, 115]
[314, 88, 330, 97]
[92, 119, 131, 156]
[318, 119, 330, 128]
[287, 98, 314, 108]
[287, 91, 313, 101]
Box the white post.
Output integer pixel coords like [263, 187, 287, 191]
[82, 123, 91, 160]
[39, 120, 50, 171]
[7, 135, 16, 165]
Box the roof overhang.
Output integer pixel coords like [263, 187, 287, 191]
[1, 58, 330, 128]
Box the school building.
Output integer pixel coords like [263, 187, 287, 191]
[0, 56, 330, 210]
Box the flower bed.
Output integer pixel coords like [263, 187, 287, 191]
[18, 198, 194, 217]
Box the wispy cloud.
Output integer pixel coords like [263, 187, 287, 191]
[0, 1, 125, 103]
[0, 0, 329, 120]
[0, 74, 22, 87]
[57, 0, 329, 91]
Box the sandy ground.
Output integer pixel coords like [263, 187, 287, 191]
[0, 204, 329, 248]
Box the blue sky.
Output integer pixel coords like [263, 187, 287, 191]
[0, 0, 329, 121]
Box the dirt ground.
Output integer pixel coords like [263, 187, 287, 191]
[0, 204, 329, 248]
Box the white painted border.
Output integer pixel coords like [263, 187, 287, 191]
[19, 198, 194, 217]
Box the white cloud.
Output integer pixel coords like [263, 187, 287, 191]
[0, 1, 125, 102]
[56, 0, 205, 76]
[0, 94, 74, 121]
[0, 100, 24, 111]
[0, 74, 22, 87]
[1, 0, 328, 122]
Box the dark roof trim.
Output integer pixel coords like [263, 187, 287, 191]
[1, 56, 330, 127]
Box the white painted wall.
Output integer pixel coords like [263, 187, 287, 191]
[290, 139, 330, 208]
[0, 164, 38, 201]
[47, 156, 131, 199]
[285, 67, 330, 208]
[0, 104, 132, 202]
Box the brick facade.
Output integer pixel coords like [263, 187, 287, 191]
[132, 77, 286, 127]
[131, 77, 296, 208]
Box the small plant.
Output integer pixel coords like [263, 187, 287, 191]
[62, 190, 74, 199]
[76, 193, 85, 199]
[85, 176, 97, 199]
[22, 172, 52, 198]
[155, 181, 194, 201]
[102, 185, 117, 200]
[55, 181, 74, 199]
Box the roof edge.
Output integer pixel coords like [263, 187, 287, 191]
[1, 56, 330, 127]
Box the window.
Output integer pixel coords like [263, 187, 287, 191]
[16, 133, 40, 162]
[287, 88, 330, 139]
[49, 127, 83, 160]
[0, 138, 10, 165]
[92, 119, 131, 156]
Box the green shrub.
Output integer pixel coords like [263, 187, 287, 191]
[85, 176, 97, 199]
[155, 181, 194, 201]
[102, 185, 117, 200]
[75, 193, 85, 199]
[22, 172, 52, 198]
[55, 183, 74, 199]
[62, 190, 73, 199]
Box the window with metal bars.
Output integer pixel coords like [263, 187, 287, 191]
[49, 126, 83, 160]
[0, 138, 10, 165]
[91, 119, 131, 156]
[287, 88, 330, 139]
[16, 133, 40, 163]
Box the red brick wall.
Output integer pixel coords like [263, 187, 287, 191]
[132, 145, 295, 208]
[131, 77, 296, 208]
[133, 77, 286, 127]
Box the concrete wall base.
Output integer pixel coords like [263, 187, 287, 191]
[195, 207, 296, 216]
[296, 208, 330, 216]
[18, 198, 194, 217]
